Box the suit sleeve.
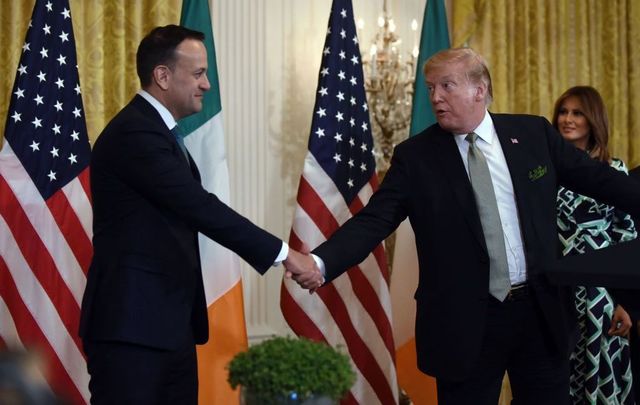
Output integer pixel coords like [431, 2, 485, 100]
[610, 289, 640, 320]
[313, 144, 411, 282]
[109, 125, 282, 272]
[542, 118, 640, 219]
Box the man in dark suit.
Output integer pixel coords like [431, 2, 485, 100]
[307, 48, 640, 404]
[619, 165, 640, 401]
[630, 166, 640, 230]
[79, 25, 321, 404]
[611, 166, 640, 321]
[613, 166, 640, 320]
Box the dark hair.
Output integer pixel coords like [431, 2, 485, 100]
[136, 24, 205, 87]
[551, 86, 610, 162]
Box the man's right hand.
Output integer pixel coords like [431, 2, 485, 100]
[283, 245, 324, 292]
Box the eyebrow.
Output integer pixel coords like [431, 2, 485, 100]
[427, 74, 457, 83]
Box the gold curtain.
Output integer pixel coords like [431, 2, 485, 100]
[0, 0, 181, 146]
[449, 2, 640, 403]
[452, 0, 640, 168]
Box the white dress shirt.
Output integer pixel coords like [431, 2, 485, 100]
[454, 110, 527, 285]
[138, 90, 289, 264]
[314, 111, 527, 283]
[138, 90, 177, 130]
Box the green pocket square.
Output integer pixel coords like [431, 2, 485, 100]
[528, 165, 547, 181]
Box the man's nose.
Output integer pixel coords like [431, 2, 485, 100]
[430, 88, 442, 103]
[201, 75, 211, 91]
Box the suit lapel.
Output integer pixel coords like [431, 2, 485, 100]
[432, 129, 487, 252]
[492, 114, 538, 266]
[188, 152, 201, 181]
[492, 114, 529, 183]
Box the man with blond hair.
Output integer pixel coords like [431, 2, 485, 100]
[309, 48, 640, 404]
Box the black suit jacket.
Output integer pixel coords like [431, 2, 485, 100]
[610, 165, 640, 319]
[630, 166, 640, 225]
[79, 95, 281, 350]
[314, 113, 640, 381]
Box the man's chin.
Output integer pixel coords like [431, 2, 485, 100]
[436, 119, 453, 132]
[189, 104, 203, 115]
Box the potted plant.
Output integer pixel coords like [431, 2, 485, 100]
[227, 336, 356, 405]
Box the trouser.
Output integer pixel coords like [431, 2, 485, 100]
[436, 288, 569, 405]
[83, 338, 198, 405]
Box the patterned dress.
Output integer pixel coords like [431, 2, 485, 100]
[557, 158, 637, 405]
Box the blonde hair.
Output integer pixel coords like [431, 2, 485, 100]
[423, 47, 493, 105]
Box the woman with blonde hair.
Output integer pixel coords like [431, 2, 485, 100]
[552, 85, 636, 404]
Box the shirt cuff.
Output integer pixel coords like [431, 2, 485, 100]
[311, 254, 326, 277]
[273, 242, 289, 266]
[274, 244, 326, 280]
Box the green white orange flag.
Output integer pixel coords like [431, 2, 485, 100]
[391, 0, 450, 403]
[179, 1, 246, 403]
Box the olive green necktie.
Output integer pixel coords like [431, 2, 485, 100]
[466, 132, 510, 301]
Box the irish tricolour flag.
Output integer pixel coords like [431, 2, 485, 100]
[179, 1, 246, 403]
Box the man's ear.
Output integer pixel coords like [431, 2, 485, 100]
[474, 83, 487, 102]
[152, 65, 171, 91]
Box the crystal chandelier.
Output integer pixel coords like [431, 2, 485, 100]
[360, 0, 418, 174]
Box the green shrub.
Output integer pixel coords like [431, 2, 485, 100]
[227, 336, 355, 401]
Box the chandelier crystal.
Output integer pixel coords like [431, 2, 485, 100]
[360, 0, 418, 174]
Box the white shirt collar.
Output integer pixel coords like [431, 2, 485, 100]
[137, 89, 177, 131]
[454, 110, 495, 144]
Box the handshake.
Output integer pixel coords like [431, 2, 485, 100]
[283, 244, 324, 293]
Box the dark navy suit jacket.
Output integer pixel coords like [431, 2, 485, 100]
[79, 95, 281, 350]
[314, 113, 640, 381]
[611, 165, 640, 319]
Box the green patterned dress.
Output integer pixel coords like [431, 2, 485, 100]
[557, 158, 636, 405]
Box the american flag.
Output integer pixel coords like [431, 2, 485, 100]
[0, 0, 91, 403]
[280, 0, 398, 403]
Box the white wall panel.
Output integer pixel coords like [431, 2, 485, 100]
[211, 0, 426, 343]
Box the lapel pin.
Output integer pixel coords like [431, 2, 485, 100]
[510, 138, 519, 144]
